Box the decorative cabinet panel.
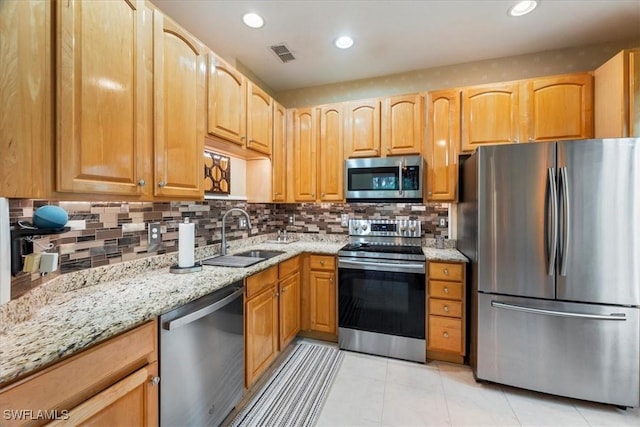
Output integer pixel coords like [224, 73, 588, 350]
[461, 82, 521, 152]
[0, 0, 53, 198]
[318, 105, 344, 201]
[344, 99, 381, 158]
[426, 89, 460, 202]
[207, 54, 246, 146]
[246, 82, 273, 155]
[427, 261, 466, 364]
[57, 0, 151, 196]
[523, 73, 593, 142]
[595, 49, 640, 138]
[382, 94, 423, 156]
[153, 12, 205, 198]
[292, 108, 318, 201]
[272, 101, 287, 202]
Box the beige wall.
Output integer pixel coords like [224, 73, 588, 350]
[275, 38, 640, 108]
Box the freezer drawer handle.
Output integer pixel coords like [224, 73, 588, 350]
[491, 301, 627, 321]
[163, 286, 244, 330]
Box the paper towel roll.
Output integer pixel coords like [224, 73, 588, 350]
[178, 218, 195, 268]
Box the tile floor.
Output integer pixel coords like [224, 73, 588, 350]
[310, 343, 640, 427]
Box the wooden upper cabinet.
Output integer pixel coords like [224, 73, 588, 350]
[246, 82, 272, 155]
[292, 108, 317, 201]
[461, 82, 520, 152]
[595, 49, 640, 138]
[1, 0, 53, 198]
[57, 0, 151, 196]
[207, 54, 246, 145]
[344, 99, 381, 158]
[153, 12, 205, 198]
[523, 72, 593, 142]
[272, 101, 286, 202]
[426, 89, 460, 202]
[382, 94, 424, 156]
[318, 105, 344, 201]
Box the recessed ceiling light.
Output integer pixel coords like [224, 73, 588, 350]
[242, 12, 264, 29]
[334, 36, 354, 49]
[508, 0, 539, 17]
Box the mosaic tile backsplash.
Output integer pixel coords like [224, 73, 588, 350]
[8, 199, 448, 300]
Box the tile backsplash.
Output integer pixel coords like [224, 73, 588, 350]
[8, 199, 448, 300]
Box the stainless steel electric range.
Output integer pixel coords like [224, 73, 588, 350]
[338, 219, 426, 363]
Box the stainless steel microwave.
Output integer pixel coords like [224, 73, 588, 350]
[344, 155, 424, 202]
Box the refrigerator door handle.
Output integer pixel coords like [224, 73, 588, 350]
[559, 167, 570, 276]
[491, 301, 627, 321]
[547, 168, 558, 276]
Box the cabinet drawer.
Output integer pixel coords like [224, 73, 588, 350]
[428, 316, 462, 353]
[428, 262, 463, 281]
[429, 298, 463, 318]
[309, 254, 335, 271]
[279, 256, 300, 279]
[429, 280, 463, 300]
[246, 265, 278, 299]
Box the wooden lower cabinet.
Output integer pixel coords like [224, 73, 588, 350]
[301, 254, 337, 337]
[426, 261, 467, 364]
[0, 321, 158, 427]
[278, 257, 301, 349]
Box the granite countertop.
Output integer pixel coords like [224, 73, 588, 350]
[0, 234, 467, 387]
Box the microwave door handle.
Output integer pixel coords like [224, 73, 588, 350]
[398, 159, 403, 196]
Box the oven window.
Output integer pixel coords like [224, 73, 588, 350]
[338, 268, 425, 339]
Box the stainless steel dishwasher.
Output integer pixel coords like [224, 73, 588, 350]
[159, 281, 244, 427]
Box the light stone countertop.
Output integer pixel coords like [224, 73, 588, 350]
[0, 234, 466, 387]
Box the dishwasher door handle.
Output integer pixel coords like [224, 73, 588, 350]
[163, 287, 244, 331]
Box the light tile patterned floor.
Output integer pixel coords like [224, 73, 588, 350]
[311, 345, 640, 427]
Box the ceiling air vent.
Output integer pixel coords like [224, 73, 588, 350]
[270, 43, 296, 63]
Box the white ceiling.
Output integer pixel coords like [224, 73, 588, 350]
[151, 0, 640, 92]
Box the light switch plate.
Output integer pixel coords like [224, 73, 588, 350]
[341, 214, 349, 227]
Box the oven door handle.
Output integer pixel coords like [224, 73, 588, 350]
[338, 258, 425, 274]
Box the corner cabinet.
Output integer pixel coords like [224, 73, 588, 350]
[426, 89, 460, 202]
[595, 48, 640, 138]
[57, 0, 152, 196]
[0, 321, 158, 427]
[272, 101, 287, 202]
[153, 12, 205, 199]
[427, 261, 466, 364]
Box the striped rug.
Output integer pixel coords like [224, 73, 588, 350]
[230, 343, 344, 427]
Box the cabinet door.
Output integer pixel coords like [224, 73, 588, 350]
[57, 0, 151, 196]
[309, 270, 336, 334]
[524, 73, 593, 142]
[245, 286, 279, 388]
[344, 99, 381, 158]
[153, 13, 205, 198]
[279, 272, 301, 350]
[318, 105, 344, 201]
[52, 362, 158, 427]
[426, 89, 460, 202]
[247, 82, 272, 155]
[207, 55, 246, 145]
[292, 108, 317, 201]
[0, 0, 53, 198]
[461, 83, 520, 152]
[382, 94, 423, 156]
[272, 101, 286, 202]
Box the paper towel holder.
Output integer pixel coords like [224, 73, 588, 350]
[170, 217, 202, 274]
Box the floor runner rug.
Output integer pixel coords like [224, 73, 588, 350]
[229, 343, 344, 427]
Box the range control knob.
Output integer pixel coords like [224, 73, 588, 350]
[400, 226, 406, 232]
[410, 225, 416, 233]
[361, 224, 368, 231]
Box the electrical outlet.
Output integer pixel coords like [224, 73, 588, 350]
[289, 215, 295, 224]
[148, 222, 161, 245]
[239, 218, 247, 229]
[438, 218, 447, 227]
[341, 214, 349, 227]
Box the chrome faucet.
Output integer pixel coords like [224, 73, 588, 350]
[220, 208, 252, 256]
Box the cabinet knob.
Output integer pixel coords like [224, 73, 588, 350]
[443, 268, 449, 275]
[443, 332, 449, 338]
[529, 137, 533, 143]
[241, 136, 246, 141]
[321, 193, 326, 197]
[138, 179, 146, 187]
[374, 149, 378, 154]
[312, 193, 315, 197]
[513, 138, 519, 143]
[320, 260, 325, 265]
[428, 191, 432, 196]
[158, 181, 166, 188]
[443, 306, 449, 312]
[149, 376, 160, 386]
[387, 148, 391, 153]
[444, 287, 449, 293]
[281, 288, 286, 293]
[274, 292, 279, 298]
[329, 278, 333, 282]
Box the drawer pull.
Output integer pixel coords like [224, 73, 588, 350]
[443, 332, 449, 338]
[320, 260, 325, 265]
[444, 287, 449, 294]
[443, 306, 449, 312]
[443, 268, 449, 275]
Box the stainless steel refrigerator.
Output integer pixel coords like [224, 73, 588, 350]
[458, 138, 640, 408]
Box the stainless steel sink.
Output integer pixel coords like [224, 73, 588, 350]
[200, 250, 285, 268]
[233, 250, 285, 259]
